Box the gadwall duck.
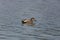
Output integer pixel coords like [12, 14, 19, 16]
[21, 17, 36, 26]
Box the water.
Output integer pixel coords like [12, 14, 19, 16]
[0, 0, 60, 40]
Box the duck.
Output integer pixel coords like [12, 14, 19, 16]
[21, 17, 36, 26]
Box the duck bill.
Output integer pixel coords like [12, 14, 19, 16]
[34, 20, 36, 21]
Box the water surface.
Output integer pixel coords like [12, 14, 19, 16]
[0, 0, 60, 40]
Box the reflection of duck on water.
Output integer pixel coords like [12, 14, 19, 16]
[21, 17, 36, 26]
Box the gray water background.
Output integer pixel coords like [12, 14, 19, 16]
[0, 0, 60, 40]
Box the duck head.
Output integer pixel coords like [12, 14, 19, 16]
[31, 17, 36, 21]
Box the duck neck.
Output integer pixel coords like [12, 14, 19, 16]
[31, 19, 33, 21]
